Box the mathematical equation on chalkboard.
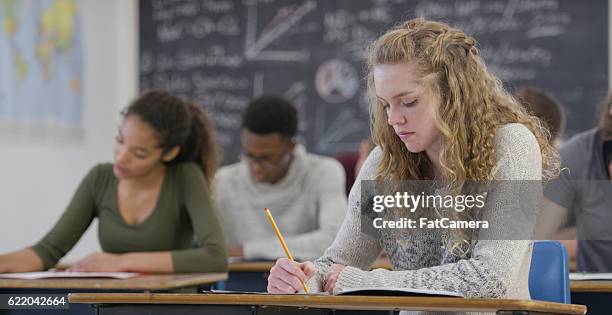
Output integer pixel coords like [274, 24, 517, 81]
[140, 0, 608, 163]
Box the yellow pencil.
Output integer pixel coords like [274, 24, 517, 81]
[264, 207, 309, 293]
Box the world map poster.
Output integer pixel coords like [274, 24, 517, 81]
[0, 0, 83, 139]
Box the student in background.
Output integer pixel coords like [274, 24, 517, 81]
[515, 87, 566, 145]
[542, 91, 612, 272]
[0, 90, 227, 273]
[215, 96, 347, 261]
[515, 88, 578, 261]
[267, 18, 558, 300]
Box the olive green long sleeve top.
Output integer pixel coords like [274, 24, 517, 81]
[31, 162, 227, 273]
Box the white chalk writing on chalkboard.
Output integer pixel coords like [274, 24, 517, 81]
[245, 1, 316, 61]
[140, 0, 608, 164]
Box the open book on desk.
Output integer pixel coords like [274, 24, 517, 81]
[336, 287, 464, 297]
[207, 287, 463, 297]
[0, 271, 140, 280]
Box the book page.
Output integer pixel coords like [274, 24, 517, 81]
[0, 271, 139, 280]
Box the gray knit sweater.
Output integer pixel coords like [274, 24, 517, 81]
[215, 144, 347, 260]
[307, 124, 542, 315]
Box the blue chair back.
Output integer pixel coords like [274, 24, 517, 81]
[529, 240, 571, 303]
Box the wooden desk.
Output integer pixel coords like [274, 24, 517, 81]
[570, 281, 612, 293]
[0, 273, 226, 315]
[228, 261, 274, 272]
[69, 292, 586, 315]
[0, 273, 227, 291]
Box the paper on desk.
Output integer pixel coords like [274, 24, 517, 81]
[0, 271, 140, 280]
[570, 272, 612, 281]
[228, 256, 247, 264]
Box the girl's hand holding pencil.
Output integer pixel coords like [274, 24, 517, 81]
[264, 208, 314, 294]
[268, 258, 315, 293]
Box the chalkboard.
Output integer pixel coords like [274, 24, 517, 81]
[139, 0, 608, 164]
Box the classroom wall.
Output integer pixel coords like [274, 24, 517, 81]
[0, 0, 138, 263]
[0, 0, 610, 265]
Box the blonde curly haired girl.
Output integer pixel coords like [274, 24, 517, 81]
[268, 18, 559, 309]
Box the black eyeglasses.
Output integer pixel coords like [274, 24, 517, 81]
[241, 141, 292, 169]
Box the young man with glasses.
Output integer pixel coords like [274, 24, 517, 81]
[215, 96, 347, 260]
